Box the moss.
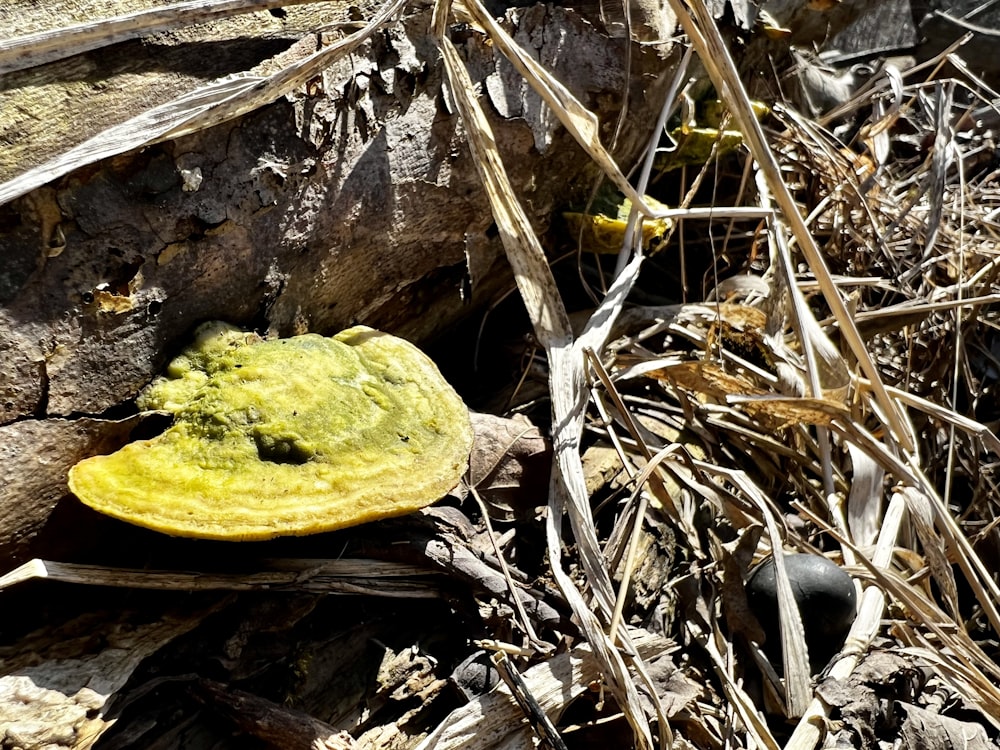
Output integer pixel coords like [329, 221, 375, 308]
[69, 323, 473, 540]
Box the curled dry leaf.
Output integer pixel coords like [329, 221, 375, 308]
[463, 412, 551, 521]
[655, 361, 851, 429]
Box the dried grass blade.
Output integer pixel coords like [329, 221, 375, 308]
[0, 0, 327, 74]
[901, 489, 961, 619]
[823, 534, 1000, 730]
[836, 390, 1000, 635]
[665, 0, 914, 454]
[894, 644, 1000, 731]
[433, 21, 658, 748]
[919, 81, 956, 263]
[845, 442, 884, 550]
[784, 493, 907, 750]
[681, 569, 781, 750]
[879, 382, 1000, 456]
[705, 464, 812, 715]
[469, 485, 546, 648]
[0, 0, 406, 205]
[899, 484, 1000, 637]
[767, 211, 850, 398]
[431, 19, 570, 347]
[457, 0, 665, 219]
[874, 575, 1000, 684]
[416, 631, 671, 750]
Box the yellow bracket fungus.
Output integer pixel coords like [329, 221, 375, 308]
[68, 323, 473, 541]
[655, 99, 770, 173]
[563, 187, 673, 255]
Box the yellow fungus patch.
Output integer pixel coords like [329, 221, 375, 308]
[68, 323, 473, 540]
[563, 188, 673, 255]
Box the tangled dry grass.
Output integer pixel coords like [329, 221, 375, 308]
[5, 1, 1000, 748]
[459, 3, 1000, 748]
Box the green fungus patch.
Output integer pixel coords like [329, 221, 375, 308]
[68, 323, 473, 541]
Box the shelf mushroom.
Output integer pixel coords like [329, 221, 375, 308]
[68, 323, 474, 540]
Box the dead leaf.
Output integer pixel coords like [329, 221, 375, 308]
[653, 361, 851, 428]
[898, 702, 992, 750]
[652, 360, 765, 402]
[464, 412, 551, 521]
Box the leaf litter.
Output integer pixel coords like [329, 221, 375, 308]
[431, 0, 1000, 746]
[5, 0, 1000, 748]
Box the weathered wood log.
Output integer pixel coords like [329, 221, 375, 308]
[0, 0, 678, 564]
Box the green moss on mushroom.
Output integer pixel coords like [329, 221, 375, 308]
[68, 323, 473, 541]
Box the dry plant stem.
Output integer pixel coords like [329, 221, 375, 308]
[666, 0, 914, 454]
[878, 382, 1000, 456]
[588, 388, 641, 486]
[469, 485, 545, 648]
[800, 496, 1000, 732]
[706, 464, 812, 716]
[457, 0, 668, 223]
[582, 349, 653, 645]
[893, 641, 1000, 733]
[683, 597, 780, 750]
[657, 206, 773, 221]
[616, 46, 692, 278]
[847, 293, 1000, 328]
[0, 0, 408, 204]
[431, 4, 667, 746]
[759, 177, 838, 500]
[944, 131, 967, 508]
[0, 557, 441, 595]
[905, 464, 1000, 635]
[891, 585, 1000, 685]
[491, 652, 570, 750]
[585, 349, 678, 515]
[0, 0, 328, 74]
[586, 390, 646, 568]
[784, 493, 905, 750]
[417, 631, 671, 750]
[842, 389, 1000, 636]
[946, 51, 1000, 100]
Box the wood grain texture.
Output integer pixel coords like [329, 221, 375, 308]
[0, 1, 360, 184]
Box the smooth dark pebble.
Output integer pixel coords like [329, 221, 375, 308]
[746, 553, 857, 670]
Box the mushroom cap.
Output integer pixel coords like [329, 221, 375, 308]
[68, 324, 473, 540]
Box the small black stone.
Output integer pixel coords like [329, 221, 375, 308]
[451, 652, 500, 701]
[745, 553, 857, 671]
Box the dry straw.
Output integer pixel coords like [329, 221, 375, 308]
[6, 0, 1000, 747]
